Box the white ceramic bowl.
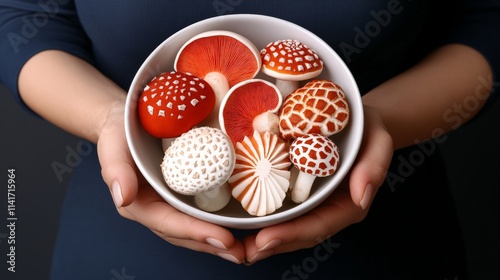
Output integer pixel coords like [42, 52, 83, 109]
[125, 14, 363, 229]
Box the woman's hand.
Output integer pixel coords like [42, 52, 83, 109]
[97, 102, 247, 264]
[243, 105, 394, 264]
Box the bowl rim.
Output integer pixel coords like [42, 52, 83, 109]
[125, 14, 364, 229]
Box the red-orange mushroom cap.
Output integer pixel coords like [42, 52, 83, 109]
[138, 71, 215, 138]
[260, 39, 323, 97]
[175, 31, 261, 129]
[219, 79, 282, 145]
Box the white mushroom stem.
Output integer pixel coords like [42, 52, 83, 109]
[253, 111, 279, 135]
[276, 79, 299, 98]
[291, 171, 317, 203]
[287, 165, 300, 192]
[204, 72, 230, 101]
[194, 182, 231, 212]
[202, 72, 230, 128]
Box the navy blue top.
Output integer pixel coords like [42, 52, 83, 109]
[1, 0, 500, 106]
[1, 1, 499, 279]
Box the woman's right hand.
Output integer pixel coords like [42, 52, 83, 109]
[96, 102, 246, 264]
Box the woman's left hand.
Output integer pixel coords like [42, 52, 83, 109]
[243, 105, 394, 264]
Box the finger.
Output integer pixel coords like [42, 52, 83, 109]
[349, 106, 393, 209]
[165, 237, 245, 264]
[246, 186, 365, 262]
[97, 106, 138, 207]
[120, 184, 245, 261]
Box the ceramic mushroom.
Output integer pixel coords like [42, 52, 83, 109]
[137, 71, 215, 141]
[174, 30, 261, 128]
[229, 130, 291, 216]
[161, 126, 235, 212]
[219, 79, 282, 145]
[260, 39, 323, 97]
[289, 133, 340, 203]
[279, 79, 350, 141]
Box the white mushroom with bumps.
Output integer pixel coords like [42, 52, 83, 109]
[289, 134, 340, 203]
[161, 126, 235, 212]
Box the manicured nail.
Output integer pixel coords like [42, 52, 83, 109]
[206, 237, 227, 250]
[216, 253, 241, 264]
[111, 181, 123, 208]
[258, 239, 282, 252]
[360, 184, 374, 210]
[247, 250, 274, 264]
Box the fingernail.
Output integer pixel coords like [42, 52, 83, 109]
[206, 237, 227, 250]
[258, 239, 282, 252]
[360, 184, 374, 210]
[111, 181, 123, 208]
[247, 250, 274, 264]
[216, 253, 241, 264]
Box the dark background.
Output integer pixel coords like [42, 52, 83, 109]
[0, 82, 499, 279]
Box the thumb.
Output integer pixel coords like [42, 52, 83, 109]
[349, 106, 393, 209]
[97, 110, 138, 208]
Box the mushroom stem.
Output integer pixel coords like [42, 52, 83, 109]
[202, 72, 230, 128]
[275, 79, 299, 98]
[194, 183, 231, 212]
[291, 171, 316, 203]
[204, 72, 230, 106]
[253, 111, 279, 135]
[287, 165, 300, 192]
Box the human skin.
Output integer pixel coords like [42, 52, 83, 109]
[18, 43, 492, 264]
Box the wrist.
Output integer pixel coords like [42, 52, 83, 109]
[18, 50, 127, 143]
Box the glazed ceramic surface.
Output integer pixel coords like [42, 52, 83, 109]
[125, 14, 363, 229]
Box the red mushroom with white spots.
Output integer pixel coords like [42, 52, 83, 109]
[219, 79, 282, 145]
[260, 39, 323, 97]
[279, 79, 350, 141]
[175, 30, 261, 128]
[289, 134, 340, 203]
[138, 71, 215, 138]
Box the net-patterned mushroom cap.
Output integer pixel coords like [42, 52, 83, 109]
[289, 134, 340, 177]
[289, 134, 340, 203]
[279, 80, 350, 141]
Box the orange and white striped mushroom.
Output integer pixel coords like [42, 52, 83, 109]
[228, 131, 291, 216]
